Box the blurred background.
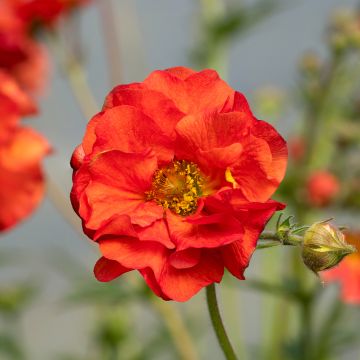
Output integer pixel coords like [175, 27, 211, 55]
[1, 0, 360, 359]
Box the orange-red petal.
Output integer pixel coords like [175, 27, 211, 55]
[94, 257, 130, 282]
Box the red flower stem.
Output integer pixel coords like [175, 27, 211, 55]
[206, 284, 238, 360]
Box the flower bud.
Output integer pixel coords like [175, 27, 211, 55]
[302, 221, 356, 274]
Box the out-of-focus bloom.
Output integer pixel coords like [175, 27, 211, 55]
[0, 72, 50, 231]
[8, 0, 91, 29]
[322, 232, 360, 304]
[289, 136, 305, 163]
[307, 170, 340, 207]
[302, 221, 356, 274]
[0, 1, 49, 93]
[10, 42, 49, 94]
[71, 67, 288, 301]
[0, 70, 37, 134]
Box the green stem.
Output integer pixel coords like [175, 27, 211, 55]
[199, 0, 229, 78]
[46, 33, 99, 120]
[97, 0, 123, 85]
[150, 297, 199, 360]
[314, 298, 343, 360]
[258, 231, 303, 246]
[299, 297, 313, 360]
[46, 178, 84, 236]
[206, 284, 238, 360]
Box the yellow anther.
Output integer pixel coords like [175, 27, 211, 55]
[146, 160, 204, 216]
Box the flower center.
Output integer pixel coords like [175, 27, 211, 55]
[146, 160, 204, 216]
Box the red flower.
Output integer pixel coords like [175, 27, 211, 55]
[8, 0, 90, 29]
[322, 232, 360, 304]
[289, 136, 305, 163]
[71, 67, 288, 301]
[307, 170, 339, 207]
[0, 1, 49, 93]
[0, 71, 50, 231]
[0, 70, 37, 138]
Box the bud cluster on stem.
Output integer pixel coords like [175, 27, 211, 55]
[257, 216, 356, 275]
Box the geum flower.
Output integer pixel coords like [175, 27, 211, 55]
[0, 1, 48, 93]
[0, 71, 50, 231]
[306, 170, 339, 207]
[8, 0, 91, 30]
[71, 67, 288, 301]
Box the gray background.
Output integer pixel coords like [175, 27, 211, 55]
[1, 0, 359, 359]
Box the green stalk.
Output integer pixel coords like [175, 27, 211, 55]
[199, 0, 229, 78]
[206, 284, 238, 360]
[258, 231, 303, 246]
[150, 297, 199, 360]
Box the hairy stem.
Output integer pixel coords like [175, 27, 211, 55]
[259, 231, 303, 246]
[206, 284, 238, 360]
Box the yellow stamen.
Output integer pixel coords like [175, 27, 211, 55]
[146, 160, 204, 216]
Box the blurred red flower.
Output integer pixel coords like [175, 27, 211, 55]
[322, 232, 360, 304]
[71, 67, 288, 301]
[0, 1, 49, 93]
[8, 0, 90, 29]
[289, 136, 305, 163]
[307, 170, 340, 207]
[0, 71, 50, 231]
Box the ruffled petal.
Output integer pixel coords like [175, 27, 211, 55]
[0, 96, 19, 143]
[251, 120, 288, 194]
[222, 91, 253, 116]
[144, 68, 234, 114]
[166, 208, 243, 251]
[94, 257, 131, 282]
[103, 83, 185, 138]
[164, 66, 196, 79]
[158, 251, 224, 302]
[140, 268, 170, 300]
[93, 215, 138, 241]
[168, 248, 201, 269]
[0, 127, 50, 170]
[135, 219, 175, 249]
[216, 190, 285, 278]
[92, 105, 174, 164]
[229, 135, 275, 202]
[82, 150, 163, 229]
[175, 112, 251, 172]
[0, 70, 37, 115]
[99, 237, 168, 278]
[0, 128, 49, 231]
